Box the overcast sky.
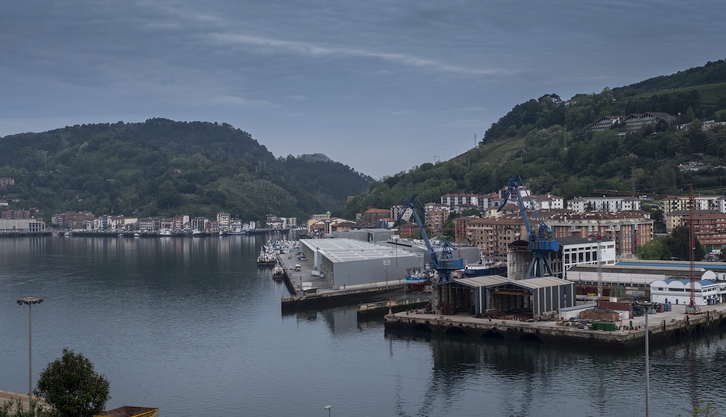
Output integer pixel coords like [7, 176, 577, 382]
[2, 1, 725, 178]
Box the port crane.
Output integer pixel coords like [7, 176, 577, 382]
[394, 195, 464, 282]
[498, 174, 560, 278]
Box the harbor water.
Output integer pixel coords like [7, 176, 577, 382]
[1, 235, 725, 417]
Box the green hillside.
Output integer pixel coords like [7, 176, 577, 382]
[0, 119, 370, 222]
[341, 59, 726, 217]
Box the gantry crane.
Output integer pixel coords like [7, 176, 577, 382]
[499, 174, 560, 278]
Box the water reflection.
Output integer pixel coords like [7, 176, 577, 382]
[385, 324, 726, 417]
[2, 236, 726, 416]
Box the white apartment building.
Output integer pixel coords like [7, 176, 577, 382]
[441, 193, 492, 213]
[661, 195, 726, 215]
[567, 196, 641, 213]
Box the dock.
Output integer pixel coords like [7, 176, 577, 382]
[274, 247, 429, 314]
[384, 303, 726, 349]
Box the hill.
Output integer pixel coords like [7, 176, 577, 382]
[341, 59, 726, 218]
[0, 119, 371, 222]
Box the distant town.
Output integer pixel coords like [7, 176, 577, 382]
[3, 180, 726, 263]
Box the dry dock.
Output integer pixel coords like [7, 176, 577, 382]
[384, 303, 726, 349]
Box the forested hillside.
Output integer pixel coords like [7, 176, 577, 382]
[341, 59, 726, 218]
[0, 119, 370, 222]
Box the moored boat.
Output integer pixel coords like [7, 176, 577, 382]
[464, 260, 506, 277]
[405, 269, 433, 291]
[272, 264, 285, 279]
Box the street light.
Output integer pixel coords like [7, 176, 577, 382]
[637, 300, 659, 417]
[17, 297, 43, 403]
[323, 405, 332, 416]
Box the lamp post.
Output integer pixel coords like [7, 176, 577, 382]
[17, 297, 43, 402]
[323, 405, 332, 416]
[637, 300, 659, 417]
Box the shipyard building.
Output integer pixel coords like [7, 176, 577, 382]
[298, 238, 422, 290]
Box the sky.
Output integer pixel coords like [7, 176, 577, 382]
[2, 1, 725, 179]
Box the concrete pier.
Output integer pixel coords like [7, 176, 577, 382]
[384, 303, 726, 349]
[275, 247, 430, 313]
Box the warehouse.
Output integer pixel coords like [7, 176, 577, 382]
[566, 264, 693, 297]
[298, 238, 422, 290]
[0, 218, 46, 233]
[437, 275, 575, 318]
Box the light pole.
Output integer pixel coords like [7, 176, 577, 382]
[17, 297, 43, 402]
[324, 405, 332, 416]
[637, 300, 659, 417]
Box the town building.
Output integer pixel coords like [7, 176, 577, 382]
[1, 210, 31, 219]
[585, 112, 675, 132]
[661, 195, 726, 215]
[217, 212, 230, 231]
[424, 209, 447, 235]
[95, 215, 126, 231]
[51, 211, 95, 229]
[529, 194, 565, 210]
[390, 205, 413, 223]
[361, 207, 391, 227]
[546, 211, 653, 258]
[441, 193, 492, 213]
[567, 196, 641, 213]
[464, 216, 528, 263]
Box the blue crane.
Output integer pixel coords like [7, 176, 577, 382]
[498, 174, 559, 278]
[394, 195, 464, 283]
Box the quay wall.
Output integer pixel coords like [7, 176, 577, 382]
[281, 285, 404, 313]
[384, 308, 726, 350]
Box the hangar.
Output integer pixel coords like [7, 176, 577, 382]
[298, 238, 421, 290]
[437, 275, 575, 319]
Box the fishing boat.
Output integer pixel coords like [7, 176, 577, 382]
[257, 251, 271, 268]
[405, 269, 433, 291]
[464, 259, 506, 277]
[272, 264, 285, 279]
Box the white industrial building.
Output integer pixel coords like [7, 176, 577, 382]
[566, 263, 702, 297]
[0, 218, 46, 233]
[298, 238, 422, 290]
[559, 235, 616, 273]
[650, 271, 726, 306]
[505, 236, 615, 281]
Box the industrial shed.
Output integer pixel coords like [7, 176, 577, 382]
[298, 238, 422, 290]
[439, 276, 575, 318]
[566, 264, 694, 297]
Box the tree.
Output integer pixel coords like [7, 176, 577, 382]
[636, 238, 671, 260]
[35, 348, 110, 417]
[666, 226, 706, 261]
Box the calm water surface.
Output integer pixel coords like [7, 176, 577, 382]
[1, 236, 725, 417]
